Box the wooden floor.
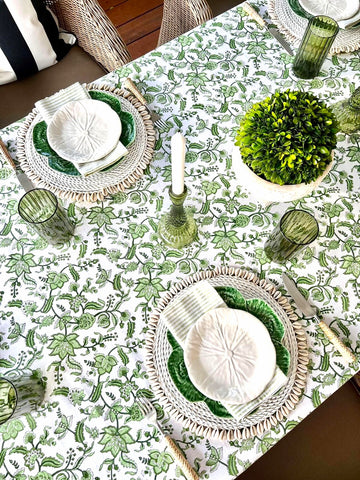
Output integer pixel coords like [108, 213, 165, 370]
[98, 0, 163, 59]
[98, 0, 242, 59]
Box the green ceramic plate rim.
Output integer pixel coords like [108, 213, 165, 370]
[287, 0, 312, 19]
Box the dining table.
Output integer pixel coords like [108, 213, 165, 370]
[0, 0, 360, 478]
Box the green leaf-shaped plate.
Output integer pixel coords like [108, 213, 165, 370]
[288, 0, 312, 19]
[89, 90, 122, 116]
[33, 121, 79, 175]
[167, 286, 290, 418]
[32, 91, 136, 176]
[119, 111, 136, 148]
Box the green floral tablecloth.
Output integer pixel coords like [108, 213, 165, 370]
[0, 1, 359, 479]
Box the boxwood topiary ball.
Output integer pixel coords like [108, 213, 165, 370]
[235, 90, 339, 185]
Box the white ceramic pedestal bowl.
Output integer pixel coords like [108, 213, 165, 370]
[232, 146, 334, 205]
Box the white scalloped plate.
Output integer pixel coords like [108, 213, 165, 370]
[298, 0, 359, 21]
[47, 99, 121, 163]
[184, 308, 277, 404]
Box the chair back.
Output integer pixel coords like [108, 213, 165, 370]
[158, 0, 213, 46]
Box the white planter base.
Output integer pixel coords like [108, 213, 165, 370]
[232, 147, 333, 205]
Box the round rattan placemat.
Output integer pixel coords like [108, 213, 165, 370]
[268, 0, 360, 54]
[145, 267, 309, 441]
[16, 83, 156, 203]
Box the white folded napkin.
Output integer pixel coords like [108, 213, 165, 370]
[35, 82, 90, 124]
[35, 82, 128, 176]
[161, 280, 288, 420]
[75, 141, 128, 176]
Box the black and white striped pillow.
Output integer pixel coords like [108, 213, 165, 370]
[0, 0, 76, 85]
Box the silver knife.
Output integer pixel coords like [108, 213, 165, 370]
[282, 273, 356, 364]
[0, 139, 35, 192]
[242, 3, 294, 56]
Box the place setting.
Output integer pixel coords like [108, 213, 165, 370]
[16, 81, 156, 203]
[145, 265, 308, 441]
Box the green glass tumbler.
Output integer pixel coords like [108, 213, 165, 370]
[264, 209, 319, 264]
[293, 16, 339, 79]
[18, 188, 74, 245]
[0, 375, 45, 424]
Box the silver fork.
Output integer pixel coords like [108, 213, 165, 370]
[123, 78, 167, 130]
[137, 396, 199, 480]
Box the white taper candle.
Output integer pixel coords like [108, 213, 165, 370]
[171, 132, 186, 195]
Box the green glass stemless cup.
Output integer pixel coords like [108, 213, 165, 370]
[293, 16, 339, 79]
[264, 209, 319, 263]
[18, 188, 74, 245]
[0, 375, 45, 424]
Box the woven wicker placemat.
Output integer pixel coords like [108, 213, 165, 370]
[16, 83, 156, 203]
[268, 0, 360, 54]
[145, 267, 309, 441]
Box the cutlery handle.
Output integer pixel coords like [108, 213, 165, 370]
[123, 78, 147, 105]
[163, 435, 199, 480]
[242, 3, 266, 27]
[0, 139, 16, 170]
[318, 320, 357, 364]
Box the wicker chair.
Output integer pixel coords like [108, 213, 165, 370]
[46, 0, 131, 72]
[158, 0, 213, 46]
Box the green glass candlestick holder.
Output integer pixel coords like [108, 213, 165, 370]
[158, 185, 197, 248]
[331, 87, 360, 134]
